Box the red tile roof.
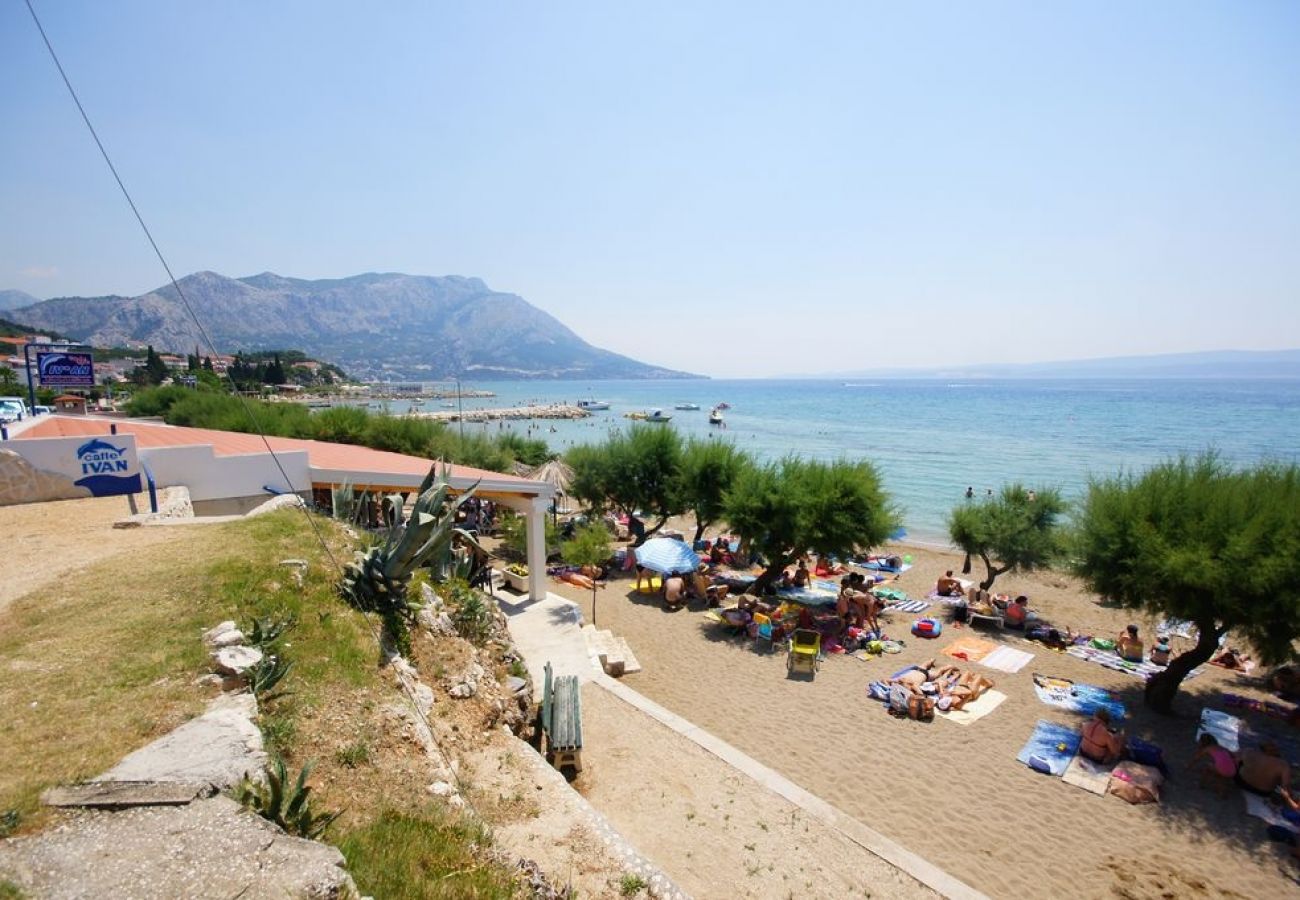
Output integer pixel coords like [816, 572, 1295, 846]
[14, 415, 547, 495]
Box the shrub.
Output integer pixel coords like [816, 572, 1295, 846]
[236, 757, 340, 840]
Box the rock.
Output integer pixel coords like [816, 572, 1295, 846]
[202, 621, 239, 646]
[211, 645, 263, 676]
[506, 676, 528, 696]
[419, 582, 444, 611]
[278, 559, 309, 568]
[97, 693, 265, 791]
[244, 494, 304, 517]
[427, 781, 455, 798]
[210, 629, 245, 649]
[193, 674, 223, 688]
[0, 795, 355, 898]
[448, 681, 476, 699]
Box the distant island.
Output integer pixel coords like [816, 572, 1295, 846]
[4, 271, 699, 382]
[806, 349, 1300, 380]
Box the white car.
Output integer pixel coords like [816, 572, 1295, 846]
[0, 397, 28, 424]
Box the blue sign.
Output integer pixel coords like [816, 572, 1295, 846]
[74, 437, 142, 496]
[37, 351, 95, 387]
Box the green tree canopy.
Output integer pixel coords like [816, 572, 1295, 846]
[565, 425, 686, 543]
[948, 485, 1067, 591]
[726, 457, 898, 592]
[679, 439, 752, 543]
[1072, 454, 1300, 712]
[143, 345, 168, 386]
[562, 522, 612, 625]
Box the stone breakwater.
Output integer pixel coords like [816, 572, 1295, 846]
[413, 404, 591, 422]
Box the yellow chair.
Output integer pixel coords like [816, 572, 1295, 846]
[635, 574, 663, 594]
[787, 629, 821, 676]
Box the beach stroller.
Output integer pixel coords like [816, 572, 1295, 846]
[787, 629, 821, 676]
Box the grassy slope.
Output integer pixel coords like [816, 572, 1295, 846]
[0, 510, 520, 898]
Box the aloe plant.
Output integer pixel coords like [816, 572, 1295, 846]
[236, 757, 340, 839]
[339, 465, 482, 653]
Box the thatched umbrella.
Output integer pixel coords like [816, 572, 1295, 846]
[527, 459, 575, 520]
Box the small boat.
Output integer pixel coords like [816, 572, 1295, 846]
[709, 407, 724, 425]
[411, 399, 425, 406]
[674, 403, 700, 410]
[646, 408, 672, 423]
[715, 401, 731, 410]
[577, 399, 610, 410]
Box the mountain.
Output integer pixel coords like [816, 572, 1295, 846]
[6, 271, 697, 381]
[0, 290, 41, 311]
[809, 349, 1300, 380]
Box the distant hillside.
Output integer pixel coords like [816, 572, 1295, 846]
[6, 271, 698, 381]
[816, 349, 1300, 380]
[0, 290, 40, 311]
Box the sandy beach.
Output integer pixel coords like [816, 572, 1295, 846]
[541, 538, 1300, 899]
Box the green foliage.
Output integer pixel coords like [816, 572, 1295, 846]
[334, 741, 371, 768]
[0, 809, 18, 838]
[620, 873, 648, 897]
[0, 367, 17, 391]
[495, 431, 553, 467]
[245, 613, 297, 650]
[679, 439, 752, 541]
[948, 484, 1067, 590]
[247, 653, 293, 699]
[566, 425, 686, 537]
[727, 457, 898, 591]
[498, 512, 558, 562]
[562, 523, 612, 570]
[448, 583, 494, 644]
[236, 757, 341, 840]
[259, 712, 298, 758]
[340, 468, 480, 655]
[1072, 454, 1300, 710]
[0, 879, 24, 900]
[338, 807, 523, 899]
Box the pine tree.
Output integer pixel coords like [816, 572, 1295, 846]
[144, 345, 168, 385]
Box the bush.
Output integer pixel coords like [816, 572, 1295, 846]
[448, 584, 494, 645]
[236, 757, 340, 839]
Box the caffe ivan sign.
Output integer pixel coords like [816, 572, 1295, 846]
[37, 351, 95, 387]
[4, 433, 143, 498]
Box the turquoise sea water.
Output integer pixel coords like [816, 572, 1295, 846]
[379, 379, 1300, 545]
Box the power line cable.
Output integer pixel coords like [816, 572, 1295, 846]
[23, 0, 491, 821]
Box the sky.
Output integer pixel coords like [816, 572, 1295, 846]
[2, 2, 1298, 378]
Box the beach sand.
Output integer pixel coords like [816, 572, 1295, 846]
[543, 541, 1299, 899]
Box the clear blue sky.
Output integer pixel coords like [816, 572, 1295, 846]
[3, 1, 1297, 378]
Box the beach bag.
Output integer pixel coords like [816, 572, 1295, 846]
[1126, 737, 1168, 775]
[912, 618, 942, 639]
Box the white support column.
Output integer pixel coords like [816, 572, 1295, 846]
[523, 496, 550, 601]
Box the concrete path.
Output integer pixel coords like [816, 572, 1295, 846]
[495, 591, 596, 691]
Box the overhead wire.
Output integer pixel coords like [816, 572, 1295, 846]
[23, 0, 493, 822]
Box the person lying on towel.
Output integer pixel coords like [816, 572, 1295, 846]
[1236, 742, 1298, 810]
[1080, 708, 1126, 764]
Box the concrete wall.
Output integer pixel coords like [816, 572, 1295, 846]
[139, 445, 311, 503]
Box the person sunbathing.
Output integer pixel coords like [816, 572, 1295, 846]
[1211, 648, 1250, 671]
[1116, 625, 1144, 663]
[792, 560, 810, 588]
[935, 571, 963, 597]
[1236, 742, 1296, 807]
[1188, 733, 1237, 797]
[1080, 708, 1126, 764]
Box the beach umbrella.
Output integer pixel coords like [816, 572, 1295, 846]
[527, 459, 574, 497]
[633, 537, 700, 575]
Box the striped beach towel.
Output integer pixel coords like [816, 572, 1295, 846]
[884, 598, 931, 614]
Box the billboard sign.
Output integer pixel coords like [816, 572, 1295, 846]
[37, 351, 95, 387]
[0, 434, 142, 501]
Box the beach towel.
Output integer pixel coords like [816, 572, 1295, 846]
[1197, 708, 1242, 753]
[857, 559, 914, 575]
[937, 689, 1006, 726]
[927, 591, 968, 606]
[1062, 754, 1114, 795]
[943, 636, 997, 664]
[979, 645, 1035, 674]
[1033, 675, 1128, 721]
[884, 598, 931, 614]
[1066, 644, 1204, 682]
[1244, 794, 1298, 832]
[1017, 720, 1082, 776]
[775, 584, 840, 606]
[1157, 617, 1198, 640]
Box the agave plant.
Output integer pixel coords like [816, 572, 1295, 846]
[245, 614, 297, 650]
[247, 653, 293, 699]
[339, 464, 482, 653]
[236, 757, 340, 840]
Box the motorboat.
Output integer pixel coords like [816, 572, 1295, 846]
[708, 407, 725, 425]
[715, 401, 731, 410]
[626, 409, 672, 422]
[673, 403, 700, 410]
[577, 399, 610, 410]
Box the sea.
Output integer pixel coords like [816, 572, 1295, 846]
[365, 378, 1300, 546]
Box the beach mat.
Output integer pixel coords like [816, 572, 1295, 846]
[980, 645, 1035, 673]
[1017, 720, 1082, 776]
[884, 599, 931, 614]
[1066, 645, 1204, 682]
[1197, 708, 1242, 753]
[1244, 794, 1300, 832]
[1062, 754, 1114, 795]
[1033, 675, 1128, 721]
[775, 584, 839, 607]
[937, 689, 1006, 726]
[943, 636, 997, 664]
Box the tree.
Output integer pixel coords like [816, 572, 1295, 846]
[948, 485, 1067, 591]
[0, 366, 18, 391]
[144, 345, 168, 386]
[726, 457, 898, 593]
[562, 523, 611, 626]
[1072, 454, 1300, 713]
[679, 439, 751, 543]
[566, 425, 685, 544]
[265, 354, 287, 386]
[202, 356, 214, 372]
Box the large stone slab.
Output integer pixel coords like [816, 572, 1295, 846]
[0, 795, 355, 899]
[97, 693, 266, 790]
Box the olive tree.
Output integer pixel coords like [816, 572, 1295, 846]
[565, 425, 685, 544]
[948, 485, 1067, 591]
[1072, 454, 1300, 713]
[726, 457, 898, 594]
[679, 439, 752, 543]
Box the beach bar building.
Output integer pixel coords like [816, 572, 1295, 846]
[2, 414, 556, 600]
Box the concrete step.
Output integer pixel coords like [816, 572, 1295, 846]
[582, 626, 640, 677]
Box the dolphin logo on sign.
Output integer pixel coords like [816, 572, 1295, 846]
[74, 437, 142, 496]
[37, 351, 95, 387]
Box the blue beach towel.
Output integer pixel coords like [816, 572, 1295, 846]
[1017, 720, 1082, 776]
[1032, 676, 1127, 721]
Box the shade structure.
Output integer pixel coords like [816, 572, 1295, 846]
[528, 459, 574, 497]
[633, 537, 700, 575]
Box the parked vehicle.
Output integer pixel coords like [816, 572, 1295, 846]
[0, 396, 29, 424]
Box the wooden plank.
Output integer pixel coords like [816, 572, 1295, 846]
[541, 662, 554, 737]
[43, 781, 208, 808]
